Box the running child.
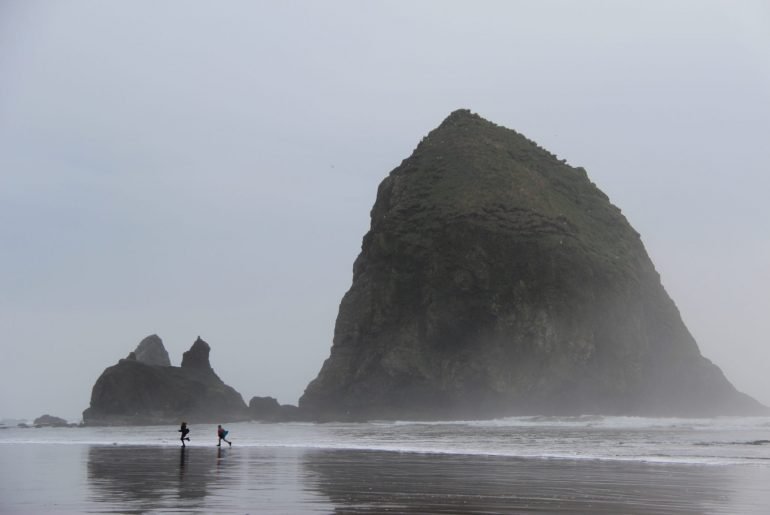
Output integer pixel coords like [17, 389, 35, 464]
[179, 422, 191, 447]
[217, 424, 231, 447]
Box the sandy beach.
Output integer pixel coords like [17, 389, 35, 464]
[2, 442, 769, 513]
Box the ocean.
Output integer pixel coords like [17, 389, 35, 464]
[1, 416, 769, 513]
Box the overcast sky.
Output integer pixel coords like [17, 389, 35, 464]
[1, 1, 768, 422]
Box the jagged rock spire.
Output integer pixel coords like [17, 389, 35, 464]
[133, 334, 171, 367]
[181, 336, 212, 371]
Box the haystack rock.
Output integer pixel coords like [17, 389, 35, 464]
[83, 336, 248, 425]
[300, 109, 766, 420]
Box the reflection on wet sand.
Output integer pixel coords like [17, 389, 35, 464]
[82, 445, 769, 514]
[85, 445, 332, 513]
[88, 445, 215, 512]
[301, 449, 741, 514]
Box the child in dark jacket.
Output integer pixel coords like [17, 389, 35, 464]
[179, 422, 191, 447]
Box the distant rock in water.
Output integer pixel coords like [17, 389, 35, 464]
[33, 414, 69, 427]
[0, 418, 27, 427]
[248, 396, 303, 422]
[300, 109, 767, 420]
[132, 334, 171, 366]
[83, 336, 248, 425]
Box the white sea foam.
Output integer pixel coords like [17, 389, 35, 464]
[2, 416, 769, 467]
[391, 415, 770, 431]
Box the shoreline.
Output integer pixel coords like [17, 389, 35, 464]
[3, 416, 770, 468]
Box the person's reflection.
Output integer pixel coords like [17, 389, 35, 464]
[88, 445, 215, 511]
[180, 446, 186, 480]
[216, 445, 228, 477]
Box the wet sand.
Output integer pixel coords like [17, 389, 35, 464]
[1, 444, 769, 513]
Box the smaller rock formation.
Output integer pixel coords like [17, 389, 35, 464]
[0, 418, 27, 427]
[132, 334, 171, 366]
[83, 335, 248, 425]
[249, 396, 281, 415]
[248, 396, 304, 422]
[33, 414, 68, 427]
[181, 337, 211, 370]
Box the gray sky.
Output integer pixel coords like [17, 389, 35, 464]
[1, 1, 768, 422]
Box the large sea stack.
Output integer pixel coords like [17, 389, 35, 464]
[300, 109, 765, 420]
[83, 336, 248, 425]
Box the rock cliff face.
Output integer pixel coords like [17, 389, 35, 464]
[300, 109, 766, 420]
[133, 334, 171, 366]
[83, 336, 248, 425]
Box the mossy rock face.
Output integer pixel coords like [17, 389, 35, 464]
[300, 110, 766, 420]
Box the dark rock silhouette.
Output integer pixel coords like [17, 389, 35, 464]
[132, 334, 171, 367]
[181, 337, 212, 371]
[33, 414, 69, 427]
[83, 336, 248, 425]
[249, 396, 281, 416]
[300, 109, 767, 420]
[248, 396, 303, 422]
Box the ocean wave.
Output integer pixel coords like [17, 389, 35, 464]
[3, 417, 770, 468]
[389, 415, 770, 431]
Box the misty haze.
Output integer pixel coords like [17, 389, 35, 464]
[1, 1, 769, 513]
